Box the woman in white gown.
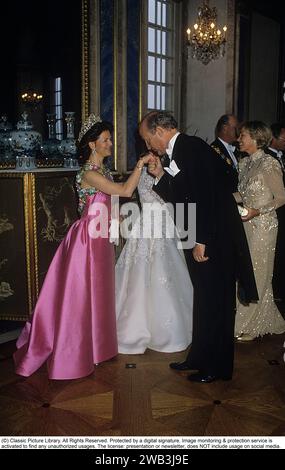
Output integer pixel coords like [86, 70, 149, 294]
[115, 167, 193, 354]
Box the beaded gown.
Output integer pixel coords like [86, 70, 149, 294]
[115, 168, 193, 354]
[235, 150, 285, 337]
[14, 163, 118, 379]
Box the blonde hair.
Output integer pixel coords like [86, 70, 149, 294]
[241, 121, 272, 149]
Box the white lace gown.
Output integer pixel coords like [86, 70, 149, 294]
[115, 168, 193, 354]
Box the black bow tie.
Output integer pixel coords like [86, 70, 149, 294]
[161, 154, 170, 167]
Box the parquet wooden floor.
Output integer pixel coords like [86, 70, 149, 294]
[0, 334, 285, 436]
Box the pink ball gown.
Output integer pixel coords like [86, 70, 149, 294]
[14, 162, 118, 379]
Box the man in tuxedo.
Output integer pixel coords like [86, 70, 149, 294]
[267, 123, 285, 317]
[140, 111, 258, 383]
[211, 114, 240, 193]
[267, 123, 285, 174]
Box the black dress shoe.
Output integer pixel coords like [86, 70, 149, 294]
[187, 373, 232, 383]
[169, 361, 193, 371]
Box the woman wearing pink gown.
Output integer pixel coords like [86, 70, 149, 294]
[14, 115, 151, 379]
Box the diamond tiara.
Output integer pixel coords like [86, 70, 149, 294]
[78, 114, 102, 142]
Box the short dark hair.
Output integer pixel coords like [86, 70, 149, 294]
[77, 121, 113, 162]
[271, 122, 285, 140]
[215, 114, 233, 135]
[141, 111, 177, 134]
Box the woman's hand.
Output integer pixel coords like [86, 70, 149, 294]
[136, 153, 156, 169]
[241, 207, 260, 221]
[148, 156, 164, 179]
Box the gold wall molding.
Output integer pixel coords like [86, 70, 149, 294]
[81, 0, 89, 122]
[139, 0, 144, 121]
[113, 0, 128, 173]
[23, 174, 34, 312]
[113, 0, 118, 172]
[89, 0, 101, 115]
[31, 175, 39, 299]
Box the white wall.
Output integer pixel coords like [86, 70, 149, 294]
[184, 0, 230, 143]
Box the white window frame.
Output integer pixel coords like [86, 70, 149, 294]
[52, 77, 63, 140]
[142, 0, 182, 117]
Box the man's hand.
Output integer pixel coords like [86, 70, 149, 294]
[148, 156, 164, 179]
[137, 153, 156, 167]
[192, 243, 209, 262]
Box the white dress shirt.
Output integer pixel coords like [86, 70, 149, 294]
[154, 132, 180, 184]
[268, 147, 283, 159]
[155, 131, 203, 247]
[218, 137, 238, 169]
[165, 132, 180, 160]
[268, 147, 285, 171]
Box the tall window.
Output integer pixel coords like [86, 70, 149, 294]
[147, 0, 176, 112]
[53, 77, 63, 140]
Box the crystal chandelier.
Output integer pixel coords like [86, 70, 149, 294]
[186, 0, 227, 65]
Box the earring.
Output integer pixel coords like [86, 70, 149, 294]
[92, 148, 96, 156]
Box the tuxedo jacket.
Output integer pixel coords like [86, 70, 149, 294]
[154, 133, 258, 302]
[266, 147, 285, 305]
[265, 148, 285, 185]
[210, 138, 239, 193]
[265, 147, 285, 235]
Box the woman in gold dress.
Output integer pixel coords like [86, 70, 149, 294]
[234, 121, 285, 340]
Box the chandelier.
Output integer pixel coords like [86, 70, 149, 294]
[21, 90, 43, 106]
[186, 0, 227, 65]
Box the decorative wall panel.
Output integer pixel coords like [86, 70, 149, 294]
[0, 176, 29, 319]
[0, 170, 78, 320]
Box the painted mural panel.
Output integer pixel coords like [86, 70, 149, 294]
[35, 172, 78, 289]
[0, 176, 29, 319]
